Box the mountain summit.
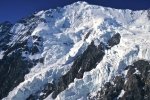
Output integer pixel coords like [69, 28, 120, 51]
[0, 1, 150, 100]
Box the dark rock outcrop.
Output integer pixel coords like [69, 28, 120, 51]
[89, 60, 150, 100]
[52, 41, 105, 99]
[0, 49, 33, 99]
[0, 16, 45, 99]
[0, 35, 44, 99]
[147, 10, 150, 20]
[27, 41, 106, 100]
[89, 76, 125, 100]
[107, 33, 121, 48]
[27, 33, 121, 100]
[0, 21, 13, 50]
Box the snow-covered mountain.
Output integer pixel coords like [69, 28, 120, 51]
[0, 1, 150, 100]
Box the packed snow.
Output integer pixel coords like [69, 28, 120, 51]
[117, 90, 125, 99]
[3, 1, 150, 100]
[0, 51, 4, 59]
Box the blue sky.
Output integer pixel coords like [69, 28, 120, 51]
[0, 0, 150, 23]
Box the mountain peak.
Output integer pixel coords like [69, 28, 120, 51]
[73, 1, 88, 5]
[0, 2, 150, 100]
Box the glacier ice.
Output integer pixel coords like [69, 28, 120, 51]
[2, 1, 150, 100]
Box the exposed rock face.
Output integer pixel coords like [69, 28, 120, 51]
[0, 16, 45, 99]
[52, 41, 105, 99]
[147, 10, 150, 20]
[51, 33, 121, 99]
[89, 76, 125, 100]
[26, 33, 121, 100]
[27, 41, 105, 100]
[89, 60, 150, 100]
[0, 21, 13, 50]
[123, 60, 150, 100]
[1, 2, 150, 100]
[0, 49, 33, 99]
[108, 33, 121, 48]
[0, 35, 43, 99]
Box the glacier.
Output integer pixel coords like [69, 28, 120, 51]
[1, 1, 150, 100]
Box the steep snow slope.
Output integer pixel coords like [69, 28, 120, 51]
[2, 1, 150, 100]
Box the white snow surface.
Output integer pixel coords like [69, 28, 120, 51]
[3, 1, 150, 100]
[0, 51, 4, 59]
[117, 90, 125, 99]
